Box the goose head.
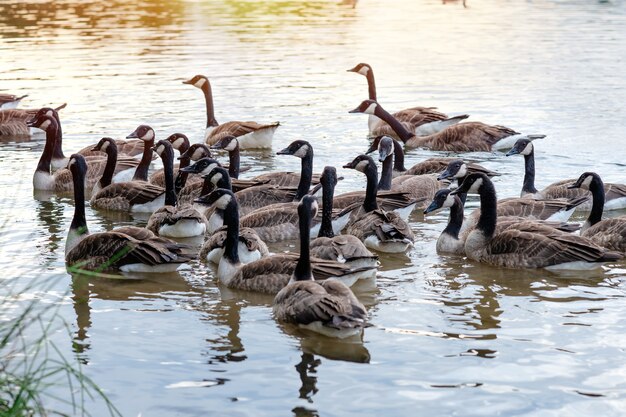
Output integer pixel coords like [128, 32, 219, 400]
[165, 133, 190, 152]
[26, 113, 56, 131]
[365, 135, 385, 155]
[151, 139, 173, 158]
[277, 140, 312, 159]
[203, 166, 230, 186]
[568, 172, 600, 191]
[179, 143, 212, 161]
[211, 135, 239, 152]
[182, 75, 208, 89]
[506, 137, 534, 157]
[27, 107, 58, 125]
[180, 157, 221, 175]
[92, 137, 116, 152]
[347, 62, 372, 77]
[320, 166, 339, 188]
[67, 153, 87, 176]
[299, 195, 319, 224]
[343, 154, 374, 173]
[424, 189, 457, 214]
[126, 125, 155, 141]
[194, 188, 234, 210]
[451, 173, 488, 196]
[349, 99, 379, 115]
[438, 159, 468, 181]
[377, 136, 395, 162]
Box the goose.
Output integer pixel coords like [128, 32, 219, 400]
[90, 138, 148, 195]
[448, 173, 621, 269]
[272, 200, 369, 339]
[145, 140, 207, 237]
[179, 143, 212, 161]
[310, 166, 379, 270]
[204, 189, 377, 294]
[1, 103, 65, 138]
[567, 172, 626, 253]
[438, 158, 588, 222]
[182, 75, 279, 149]
[343, 155, 415, 253]
[64, 154, 196, 273]
[30, 115, 137, 192]
[366, 135, 500, 179]
[149, 133, 191, 187]
[210, 135, 321, 187]
[424, 188, 581, 255]
[0, 93, 27, 109]
[347, 63, 467, 137]
[506, 137, 626, 211]
[350, 100, 545, 151]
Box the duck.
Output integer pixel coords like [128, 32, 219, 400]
[567, 172, 626, 253]
[30, 115, 137, 192]
[64, 154, 196, 273]
[343, 155, 415, 253]
[204, 189, 377, 294]
[350, 100, 545, 151]
[448, 173, 621, 269]
[506, 137, 626, 211]
[182, 74, 279, 149]
[347, 63, 468, 137]
[0, 93, 27, 109]
[273, 197, 369, 339]
[424, 188, 581, 255]
[149, 133, 191, 187]
[310, 166, 379, 271]
[437, 158, 588, 222]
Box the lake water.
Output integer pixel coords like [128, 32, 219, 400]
[1, 0, 626, 415]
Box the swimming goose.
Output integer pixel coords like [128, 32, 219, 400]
[30, 115, 137, 192]
[1, 103, 65, 138]
[145, 140, 207, 237]
[149, 133, 191, 187]
[350, 100, 544, 151]
[90, 138, 148, 195]
[347, 63, 467, 137]
[506, 138, 626, 211]
[65, 154, 196, 273]
[310, 166, 379, 270]
[183, 74, 279, 149]
[449, 173, 621, 269]
[0, 93, 27, 109]
[568, 172, 626, 253]
[343, 155, 415, 253]
[424, 188, 581, 255]
[206, 189, 377, 293]
[273, 196, 369, 338]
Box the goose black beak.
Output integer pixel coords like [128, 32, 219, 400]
[437, 170, 453, 181]
[126, 130, 139, 139]
[276, 148, 291, 155]
[182, 79, 193, 85]
[505, 148, 520, 157]
[423, 201, 440, 215]
[348, 107, 361, 114]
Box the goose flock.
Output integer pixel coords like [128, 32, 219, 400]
[7, 63, 626, 339]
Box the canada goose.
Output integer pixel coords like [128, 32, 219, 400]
[1, 102, 65, 138]
[273, 198, 369, 338]
[347, 63, 467, 137]
[449, 173, 621, 269]
[438, 158, 587, 222]
[424, 188, 581, 255]
[149, 133, 191, 187]
[183, 74, 279, 149]
[506, 138, 626, 211]
[125, 124, 157, 181]
[65, 154, 196, 273]
[179, 143, 212, 161]
[568, 172, 626, 253]
[310, 166, 378, 270]
[210, 135, 322, 187]
[0, 93, 27, 109]
[90, 138, 146, 195]
[145, 140, 207, 237]
[30, 115, 137, 192]
[350, 100, 544, 151]
[343, 155, 415, 253]
[200, 224, 270, 265]
[204, 189, 377, 293]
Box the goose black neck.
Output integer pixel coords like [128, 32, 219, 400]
[374, 105, 414, 143]
[363, 163, 379, 213]
[522, 152, 538, 194]
[223, 199, 240, 264]
[174, 157, 190, 195]
[392, 139, 406, 172]
[132, 139, 154, 181]
[162, 149, 177, 207]
[476, 179, 498, 238]
[99, 144, 118, 189]
[70, 166, 87, 234]
[318, 178, 335, 238]
[456, 178, 468, 205]
[587, 176, 605, 227]
[378, 153, 393, 191]
[36, 120, 57, 173]
[228, 145, 240, 179]
[366, 70, 377, 101]
[294, 206, 313, 281]
[201, 81, 219, 128]
[442, 196, 464, 239]
[51, 111, 65, 160]
[295, 153, 314, 200]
